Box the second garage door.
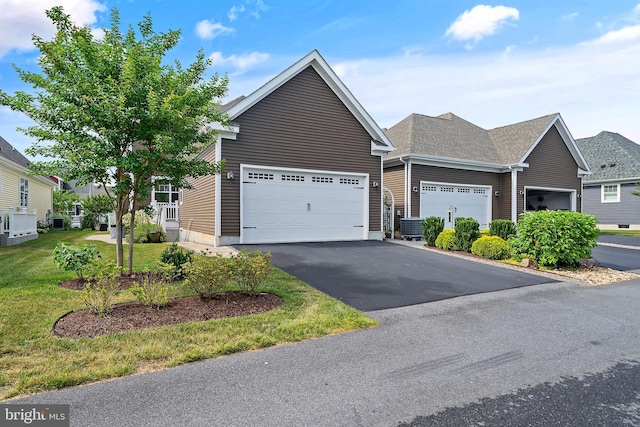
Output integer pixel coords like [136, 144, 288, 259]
[241, 166, 367, 244]
[420, 181, 491, 229]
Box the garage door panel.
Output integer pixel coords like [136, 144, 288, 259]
[242, 167, 366, 243]
[420, 182, 490, 229]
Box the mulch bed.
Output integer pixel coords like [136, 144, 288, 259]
[53, 292, 284, 338]
[58, 273, 150, 291]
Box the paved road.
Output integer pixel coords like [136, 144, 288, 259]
[9, 279, 640, 426]
[592, 244, 640, 272]
[236, 241, 556, 311]
[598, 234, 640, 247]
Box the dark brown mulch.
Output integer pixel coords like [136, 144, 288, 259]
[58, 273, 152, 291]
[53, 292, 284, 338]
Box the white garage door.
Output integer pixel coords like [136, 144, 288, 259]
[420, 182, 491, 229]
[242, 166, 367, 244]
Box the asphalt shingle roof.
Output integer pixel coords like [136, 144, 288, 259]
[384, 112, 559, 165]
[575, 131, 640, 182]
[0, 135, 31, 168]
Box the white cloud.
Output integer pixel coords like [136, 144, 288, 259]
[0, 0, 106, 58]
[446, 5, 520, 49]
[249, 0, 269, 19]
[582, 25, 640, 46]
[330, 35, 640, 144]
[209, 51, 270, 74]
[228, 5, 245, 21]
[562, 12, 579, 22]
[195, 19, 234, 40]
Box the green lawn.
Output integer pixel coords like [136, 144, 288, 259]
[0, 230, 376, 399]
[599, 230, 640, 237]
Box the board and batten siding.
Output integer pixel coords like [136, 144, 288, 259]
[517, 125, 582, 214]
[179, 144, 216, 236]
[220, 66, 382, 238]
[409, 164, 506, 220]
[582, 182, 640, 226]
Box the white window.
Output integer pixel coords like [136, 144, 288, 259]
[154, 183, 179, 203]
[20, 177, 29, 208]
[601, 184, 620, 203]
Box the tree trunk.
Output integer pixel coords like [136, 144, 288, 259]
[127, 206, 137, 275]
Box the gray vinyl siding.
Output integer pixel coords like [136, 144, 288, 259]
[179, 144, 216, 236]
[409, 164, 507, 220]
[518, 125, 582, 214]
[220, 66, 382, 237]
[383, 165, 405, 218]
[582, 182, 640, 225]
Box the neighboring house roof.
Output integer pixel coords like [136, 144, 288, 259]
[0, 135, 31, 168]
[575, 131, 640, 183]
[384, 112, 589, 172]
[222, 50, 394, 154]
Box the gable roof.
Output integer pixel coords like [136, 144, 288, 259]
[384, 112, 589, 171]
[575, 131, 640, 182]
[0, 135, 31, 169]
[223, 50, 393, 153]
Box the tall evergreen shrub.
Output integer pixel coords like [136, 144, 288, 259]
[454, 217, 480, 252]
[422, 216, 445, 246]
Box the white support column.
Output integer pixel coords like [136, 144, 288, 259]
[511, 169, 518, 222]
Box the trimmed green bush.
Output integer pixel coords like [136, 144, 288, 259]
[435, 229, 456, 250]
[53, 242, 101, 279]
[130, 262, 172, 309]
[184, 253, 234, 299]
[489, 219, 517, 240]
[510, 210, 599, 267]
[471, 235, 511, 260]
[421, 216, 445, 246]
[160, 243, 193, 279]
[454, 217, 481, 253]
[231, 250, 272, 295]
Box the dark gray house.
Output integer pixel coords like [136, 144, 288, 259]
[383, 113, 590, 230]
[179, 50, 394, 245]
[575, 131, 640, 230]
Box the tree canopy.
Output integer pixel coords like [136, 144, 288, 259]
[0, 7, 230, 270]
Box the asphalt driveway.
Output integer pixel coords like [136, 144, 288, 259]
[593, 235, 640, 272]
[236, 241, 556, 311]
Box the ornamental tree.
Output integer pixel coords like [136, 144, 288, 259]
[0, 7, 229, 272]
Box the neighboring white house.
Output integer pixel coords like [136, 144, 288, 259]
[0, 136, 55, 245]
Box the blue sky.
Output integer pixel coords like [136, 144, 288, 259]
[2, 0, 640, 158]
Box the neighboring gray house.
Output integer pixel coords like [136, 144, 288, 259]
[179, 50, 394, 245]
[383, 113, 590, 230]
[575, 131, 640, 230]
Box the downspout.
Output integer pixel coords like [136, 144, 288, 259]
[511, 166, 517, 223]
[399, 157, 408, 218]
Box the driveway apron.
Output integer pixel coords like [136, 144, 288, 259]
[236, 241, 556, 311]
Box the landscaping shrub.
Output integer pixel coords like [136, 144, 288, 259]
[231, 250, 272, 295]
[489, 219, 517, 240]
[421, 216, 445, 246]
[130, 262, 172, 309]
[454, 217, 481, 253]
[53, 242, 101, 279]
[131, 223, 166, 243]
[435, 229, 456, 250]
[81, 260, 121, 317]
[471, 235, 511, 260]
[160, 243, 193, 279]
[184, 253, 234, 299]
[510, 210, 599, 267]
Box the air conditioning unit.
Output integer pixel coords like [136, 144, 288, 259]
[400, 217, 422, 240]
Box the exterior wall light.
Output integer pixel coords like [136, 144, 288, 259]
[226, 171, 234, 180]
